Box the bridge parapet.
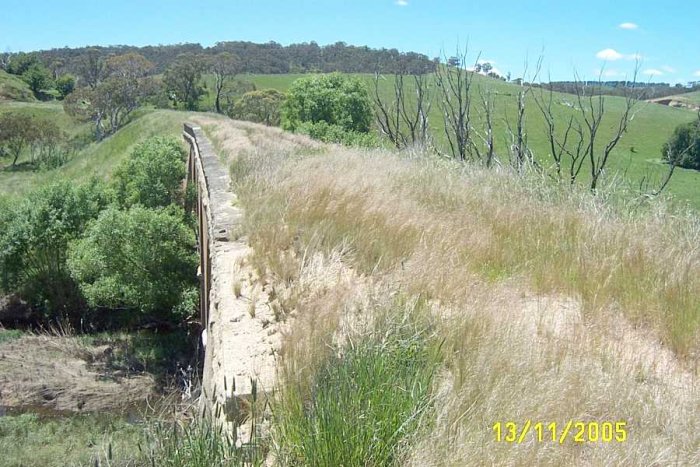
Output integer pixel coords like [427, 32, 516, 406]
[183, 123, 267, 427]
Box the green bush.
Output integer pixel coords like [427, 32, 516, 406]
[229, 89, 285, 126]
[282, 73, 373, 133]
[68, 205, 198, 325]
[0, 180, 109, 319]
[296, 120, 379, 147]
[112, 136, 187, 209]
[663, 118, 700, 170]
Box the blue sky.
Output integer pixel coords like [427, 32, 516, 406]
[2, 0, 699, 83]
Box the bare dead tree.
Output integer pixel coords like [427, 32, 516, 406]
[575, 65, 642, 190]
[532, 74, 586, 183]
[435, 45, 480, 161]
[471, 86, 497, 167]
[532, 63, 643, 190]
[505, 59, 539, 171]
[373, 66, 432, 149]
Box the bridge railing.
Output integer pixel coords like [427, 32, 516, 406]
[183, 123, 212, 331]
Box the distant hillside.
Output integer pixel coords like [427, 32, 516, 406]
[0, 70, 35, 101]
[648, 90, 700, 111]
[544, 80, 700, 100]
[22, 41, 437, 76]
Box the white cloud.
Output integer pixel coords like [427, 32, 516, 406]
[661, 65, 676, 73]
[395, 0, 408, 6]
[595, 49, 643, 61]
[643, 68, 664, 77]
[694, 70, 700, 77]
[596, 48, 624, 60]
[618, 22, 639, 30]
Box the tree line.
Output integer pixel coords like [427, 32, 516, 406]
[1, 40, 438, 78]
[542, 80, 700, 100]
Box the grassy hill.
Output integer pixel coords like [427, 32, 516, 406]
[0, 101, 193, 198]
[0, 70, 35, 102]
[229, 72, 700, 208]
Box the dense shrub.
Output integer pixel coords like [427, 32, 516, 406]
[68, 205, 198, 325]
[0, 180, 109, 320]
[229, 89, 285, 126]
[296, 120, 379, 147]
[663, 118, 700, 170]
[55, 74, 76, 99]
[112, 137, 187, 208]
[281, 73, 373, 133]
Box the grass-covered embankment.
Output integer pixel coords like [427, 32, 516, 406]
[201, 117, 699, 465]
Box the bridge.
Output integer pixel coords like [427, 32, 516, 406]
[183, 123, 276, 428]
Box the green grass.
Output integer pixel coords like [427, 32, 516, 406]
[0, 412, 145, 467]
[273, 300, 439, 466]
[0, 70, 35, 102]
[0, 408, 260, 467]
[0, 328, 23, 344]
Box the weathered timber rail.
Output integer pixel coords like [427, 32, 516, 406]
[183, 123, 276, 427]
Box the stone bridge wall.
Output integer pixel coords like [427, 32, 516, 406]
[183, 123, 239, 414]
[182, 123, 276, 431]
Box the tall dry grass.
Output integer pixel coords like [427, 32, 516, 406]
[201, 117, 700, 465]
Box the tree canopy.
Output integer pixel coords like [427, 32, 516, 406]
[282, 73, 373, 133]
[67, 205, 197, 323]
[163, 53, 206, 110]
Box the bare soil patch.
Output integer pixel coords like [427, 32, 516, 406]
[0, 334, 155, 414]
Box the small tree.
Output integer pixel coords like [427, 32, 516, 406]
[164, 53, 206, 110]
[63, 53, 155, 139]
[282, 73, 373, 133]
[0, 180, 108, 320]
[209, 52, 241, 114]
[435, 45, 479, 161]
[532, 65, 642, 189]
[230, 89, 285, 126]
[0, 113, 32, 166]
[21, 62, 54, 98]
[372, 67, 432, 149]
